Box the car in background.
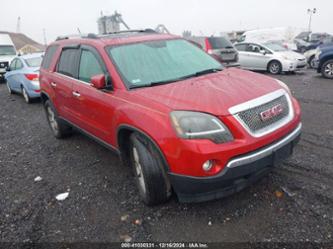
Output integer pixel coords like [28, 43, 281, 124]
[0, 34, 17, 83]
[5, 53, 43, 103]
[186, 36, 239, 67]
[239, 27, 302, 51]
[304, 40, 333, 68]
[313, 44, 333, 79]
[294, 32, 333, 53]
[235, 41, 306, 74]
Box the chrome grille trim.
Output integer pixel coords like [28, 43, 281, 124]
[229, 89, 294, 137]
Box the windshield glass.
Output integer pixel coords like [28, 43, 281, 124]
[208, 37, 233, 49]
[0, 45, 16, 56]
[108, 39, 222, 88]
[25, 56, 43, 67]
[263, 42, 287, 52]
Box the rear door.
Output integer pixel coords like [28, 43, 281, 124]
[71, 45, 115, 142]
[53, 46, 80, 120]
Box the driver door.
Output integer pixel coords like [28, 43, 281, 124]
[246, 43, 271, 70]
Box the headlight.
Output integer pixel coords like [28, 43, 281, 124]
[315, 50, 322, 60]
[276, 79, 291, 95]
[170, 111, 233, 144]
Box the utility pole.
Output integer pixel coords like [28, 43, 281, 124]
[16, 16, 21, 33]
[307, 8, 317, 32]
[43, 28, 47, 46]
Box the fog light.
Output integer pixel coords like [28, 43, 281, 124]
[202, 160, 213, 171]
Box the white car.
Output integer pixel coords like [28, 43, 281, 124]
[304, 48, 318, 68]
[235, 42, 307, 74]
[0, 34, 17, 82]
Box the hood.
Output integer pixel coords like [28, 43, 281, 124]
[133, 68, 283, 116]
[276, 51, 305, 60]
[0, 55, 16, 64]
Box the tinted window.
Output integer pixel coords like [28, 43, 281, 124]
[57, 48, 79, 78]
[208, 37, 233, 49]
[41, 45, 58, 70]
[79, 50, 104, 83]
[235, 44, 247, 51]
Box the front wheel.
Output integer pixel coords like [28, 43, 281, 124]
[268, 61, 282, 75]
[129, 133, 171, 206]
[321, 59, 333, 79]
[308, 55, 316, 69]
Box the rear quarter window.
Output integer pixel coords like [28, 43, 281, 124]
[41, 45, 59, 70]
[57, 48, 79, 78]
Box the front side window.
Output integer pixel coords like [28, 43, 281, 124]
[79, 50, 104, 83]
[0, 46, 16, 56]
[107, 39, 222, 88]
[57, 48, 79, 78]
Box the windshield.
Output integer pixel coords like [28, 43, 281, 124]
[108, 39, 222, 88]
[208, 37, 233, 49]
[0, 45, 16, 56]
[263, 42, 287, 52]
[25, 56, 43, 67]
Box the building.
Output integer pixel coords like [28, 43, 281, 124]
[97, 11, 130, 35]
[0, 31, 45, 54]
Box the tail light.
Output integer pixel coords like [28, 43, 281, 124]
[205, 38, 213, 53]
[25, 74, 39, 81]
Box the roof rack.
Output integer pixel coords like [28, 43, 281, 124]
[55, 33, 98, 41]
[55, 29, 158, 41]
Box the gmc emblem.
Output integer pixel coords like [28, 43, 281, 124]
[260, 104, 283, 121]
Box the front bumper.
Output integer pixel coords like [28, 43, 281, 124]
[169, 123, 302, 203]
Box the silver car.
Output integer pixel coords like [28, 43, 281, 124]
[235, 42, 307, 74]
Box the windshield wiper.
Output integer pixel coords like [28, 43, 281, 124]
[129, 68, 222, 89]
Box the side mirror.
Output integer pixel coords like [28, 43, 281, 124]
[6, 66, 11, 72]
[90, 74, 106, 89]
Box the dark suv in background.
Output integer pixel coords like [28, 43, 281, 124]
[186, 36, 239, 67]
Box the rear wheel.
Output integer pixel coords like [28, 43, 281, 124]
[22, 87, 31, 104]
[321, 59, 333, 79]
[268, 61, 282, 75]
[129, 133, 170, 206]
[44, 100, 72, 138]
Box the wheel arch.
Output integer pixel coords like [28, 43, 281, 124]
[117, 124, 170, 173]
[40, 91, 50, 104]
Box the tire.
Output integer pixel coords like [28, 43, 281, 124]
[321, 59, 333, 79]
[268, 60, 282, 75]
[22, 87, 31, 104]
[308, 55, 316, 69]
[129, 133, 171, 206]
[44, 100, 72, 138]
[7, 82, 13, 94]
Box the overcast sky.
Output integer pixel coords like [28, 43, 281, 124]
[1, 0, 332, 44]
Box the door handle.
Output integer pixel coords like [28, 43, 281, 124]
[50, 82, 57, 87]
[72, 91, 81, 97]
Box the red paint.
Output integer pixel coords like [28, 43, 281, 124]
[40, 33, 301, 177]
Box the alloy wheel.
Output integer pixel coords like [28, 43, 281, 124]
[132, 146, 146, 194]
[324, 63, 333, 77]
[269, 63, 281, 74]
[47, 106, 59, 133]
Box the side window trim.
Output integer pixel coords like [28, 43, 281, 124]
[10, 59, 17, 70]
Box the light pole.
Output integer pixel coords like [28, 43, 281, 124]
[307, 8, 317, 32]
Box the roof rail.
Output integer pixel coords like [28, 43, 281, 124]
[101, 29, 157, 36]
[55, 33, 98, 41]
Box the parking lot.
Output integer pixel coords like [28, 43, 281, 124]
[0, 69, 332, 243]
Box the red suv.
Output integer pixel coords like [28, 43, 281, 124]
[40, 30, 302, 205]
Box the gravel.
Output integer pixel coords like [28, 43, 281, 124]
[0, 69, 332, 243]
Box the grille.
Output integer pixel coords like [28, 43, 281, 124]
[0, 61, 9, 69]
[237, 95, 289, 133]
